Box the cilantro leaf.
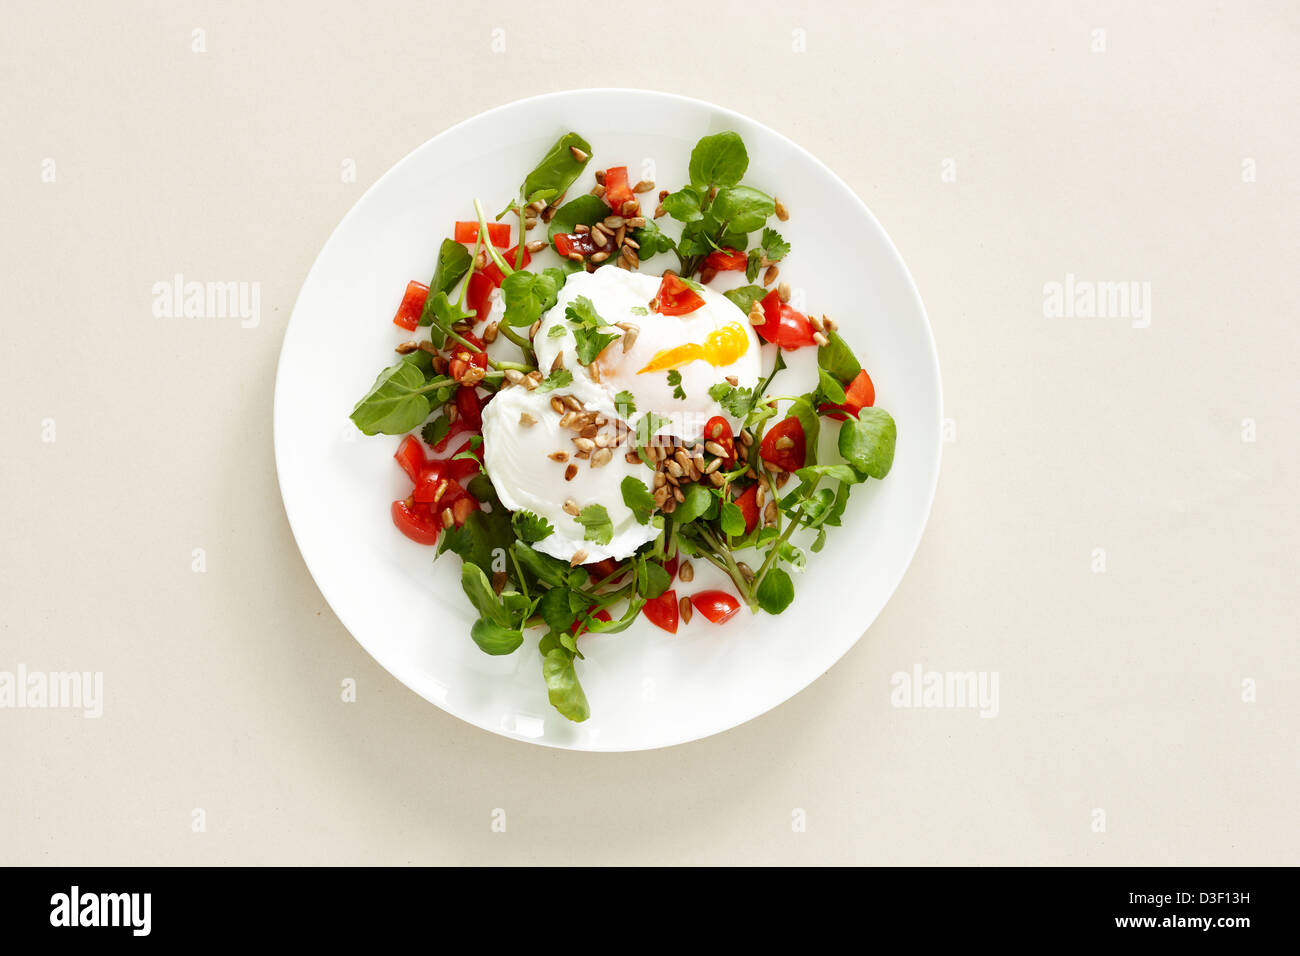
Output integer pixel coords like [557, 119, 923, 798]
[575, 504, 613, 545]
[760, 227, 790, 263]
[534, 368, 574, 393]
[511, 510, 555, 544]
[621, 477, 657, 524]
[707, 381, 758, 419]
[575, 327, 619, 366]
[420, 414, 451, 448]
[667, 369, 686, 400]
[635, 411, 671, 444]
[547, 324, 566, 338]
[614, 390, 636, 416]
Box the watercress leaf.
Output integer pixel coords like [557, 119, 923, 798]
[461, 563, 507, 626]
[723, 284, 768, 314]
[688, 131, 749, 188]
[818, 367, 847, 405]
[534, 368, 573, 393]
[522, 132, 592, 204]
[547, 194, 608, 243]
[537, 586, 577, 634]
[470, 618, 523, 655]
[746, 249, 763, 282]
[788, 396, 821, 466]
[711, 185, 775, 233]
[429, 238, 473, 298]
[420, 413, 451, 448]
[575, 504, 613, 545]
[630, 219, 676, 258]
[543, 648, 590, 722]
[620, 476, 657, 525]
[512, 541, 569, 588]
[512, 510, 555, 544]
[501, 270, 559, 327]
[419, 290, 474, 348]
[838, 407, 897, 479]
[580, 596, 647, 635]
[466, 474, 496, 503]
[674, 482, 714, 524]
[756, 566, 795, 615]
[795, 463, 864, 486]
[778, 541, 807, 571]
[662, 185, 705, 223]
[719, 498, 745, 536]
[349, 360, 432, 436]
[817, 330, 862, 384]
[641, 561, 670, 600]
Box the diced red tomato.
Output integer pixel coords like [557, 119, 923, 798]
[431, 418, 468, 453]
[759, 415, 807, 472]
[655, 273, 705, 316]
[453, 221, 511, 247]
[704, 248, 747, 273]
[394, 434, 427, 483]
[554, 232, 597, 258]
[442, 438, 482, 482]
[392, 280, 429, 332]
[448, 346, 489, 384]
[734, 484, 759, 535]
[482, 246, 532, 287]
[703, 415, 736, 463]
[411, 468, 454, 504]
[448, 495, 479, 527]
[571, 608, 613, 636]
[602, 166, 633, 211]
[819, 368, 876, 421]
[642, 590, 679, 634]
[454, 386, 483, 432]
[756, 289, 816, 349]
[391, 498, 440, 545]
[465, 271, 494, 324]
[690, 590, 741, 625]
[664, 553, 679, 581]
[586, 557, 624, 582]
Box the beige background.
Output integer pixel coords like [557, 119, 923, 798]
[2, 0, 1297, 865]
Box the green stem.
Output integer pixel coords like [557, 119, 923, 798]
[475, 199, 515, 276]
[497, 322, 536, 365]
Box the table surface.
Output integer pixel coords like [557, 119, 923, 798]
[2, 0, 1296, 865]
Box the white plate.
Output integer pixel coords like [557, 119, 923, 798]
[274, 89, 941, 751]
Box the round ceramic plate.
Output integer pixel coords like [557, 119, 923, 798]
[274, 89, 941, 751]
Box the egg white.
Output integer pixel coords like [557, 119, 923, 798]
[532, 269, 763, 443]
[480, 381, 658, 562]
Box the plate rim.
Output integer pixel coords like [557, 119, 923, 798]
[273, 87, 943, 752]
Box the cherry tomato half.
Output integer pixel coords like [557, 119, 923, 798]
[481, 245, 532, 287]
[819, 368, 876, 421]
[642, 589, 679, 634]
[655, 273, 705, 316]
[756, 289, 816, 349]
[554, 232, 597, 258]
[734, 484, 760, 535]
[703, 415, 736, 462]
[394, 434, 427, 483]
[704, 248, 747, 272]
[759, 415, 807, 472]
[603, 166, 633, 211]
[690, 590, 741, 625]
[391, 498, 440, 545]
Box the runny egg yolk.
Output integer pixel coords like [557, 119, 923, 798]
[636, 322, 749, 374]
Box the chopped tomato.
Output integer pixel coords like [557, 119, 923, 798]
[453, 221, 511, 247]
[454, 386, 483, 432]
[642, 590, 679, 634]
[392, 280, 429, 332]
[655, 273, 705, 316]
[411, 468, 454, 504]
[734, 484, 759, 535]
[819, 368, 876, 421]
[664, 553, 679, 581]
[391, 498, 440, 545]
[448, 346, 489, 384]
[602, 166, 633, 211]
[554, 232, 597, 258]
[703, 415, 736, 463]
[690, 590, 741, 625]
[431, 418, 469, 453]
[759, 415, 807, 472]
[394, 434, 427, 483]
[448, 494, 479, 527]
[465, 271, 494, 324]
[704, 248, 747, 272]
[442, 438, 482, 482]
[571, 608, 613, 636]
[586, 557, 624, 582]
[756, 289, 816, 349]
[482, 245, 532, 287]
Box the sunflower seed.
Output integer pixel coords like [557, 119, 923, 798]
[666, 460, 684, 478]
[679, 595, 693, 623]
[549, 451, 569, 463]
[737, 562, 755, 583]
[550, 396, 566, 414]
[563, 498, 580, 516]
[705, 440, 729, 458]
[774, 436, 794, 450]
[603, 215, 625, 230]
[569, 549, 587, 567]
[565, 464, 578, 480]
[441, 508, 454, 528]
[591, 447, 612, 468]
[569, 145, 589, 162]
[563, 394, 584, 411]
[810, 314, 826, 332]
[679, 560, 694, 582]
[573, 437, 596, 453]
[812, 331, 829, 347]
[653, 203, 666, 219]
[526, 239, 547, 253]
[778, 282, 791, 303]
[763, 264, 779, 286]
[633, 179, 655, 193]
[519, 412, 537, 426]
[775, 197, 789, 221]
[529, 320, 541, 340]
[703, 457, 722, 475]
[591, 184, 606, 198]
[749, 306, 766, 326]
[764, 501, 778, 524]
